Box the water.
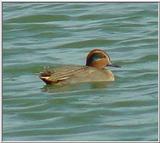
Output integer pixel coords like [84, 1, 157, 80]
[3, 3, 158, 141]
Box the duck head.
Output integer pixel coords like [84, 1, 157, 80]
[86, 49, 120, 69]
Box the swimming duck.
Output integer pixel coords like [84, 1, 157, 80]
[39, 49, 120, 85]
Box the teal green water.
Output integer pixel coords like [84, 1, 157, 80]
[3, 3, 158, 141]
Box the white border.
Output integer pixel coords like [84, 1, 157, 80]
[1, 141, 160, 143]
[158, 2, 160, 142]
[0, 3, 1, 143]
[1, 1, 159, 143]
[1, 0, 160, 2]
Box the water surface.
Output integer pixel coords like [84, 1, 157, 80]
[3, 3, 158, 141]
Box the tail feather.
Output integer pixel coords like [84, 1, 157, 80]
[40, 76, 53, 84]
[39, 68, 54, 84]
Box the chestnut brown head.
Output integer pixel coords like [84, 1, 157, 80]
[86, 49, 120, 69]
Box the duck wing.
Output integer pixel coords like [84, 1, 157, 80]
[40, 66, 87, 84]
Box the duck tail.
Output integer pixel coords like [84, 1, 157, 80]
[39, 67, 54, 84]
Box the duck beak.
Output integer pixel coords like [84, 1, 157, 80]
[107, 64, 121, 68]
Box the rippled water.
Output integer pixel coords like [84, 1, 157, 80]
[3, 3, 158, 141]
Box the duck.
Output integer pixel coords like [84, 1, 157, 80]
[39, 49, 120, 85]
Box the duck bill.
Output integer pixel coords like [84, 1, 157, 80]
[107, 64, 121, 68]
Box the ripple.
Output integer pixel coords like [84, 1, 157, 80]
[5, 14, 70, 23]
[57, 38, 119, 49]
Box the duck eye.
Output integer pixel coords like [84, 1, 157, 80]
[86, 53, 104, 66]
[91, 54, 102, 61]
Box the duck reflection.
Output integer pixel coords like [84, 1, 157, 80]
[41, 81, 113, 93]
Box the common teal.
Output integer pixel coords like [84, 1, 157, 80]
[40, 49, 120, 85]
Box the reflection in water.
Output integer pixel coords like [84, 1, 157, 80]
[41, 81, 113, 93]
